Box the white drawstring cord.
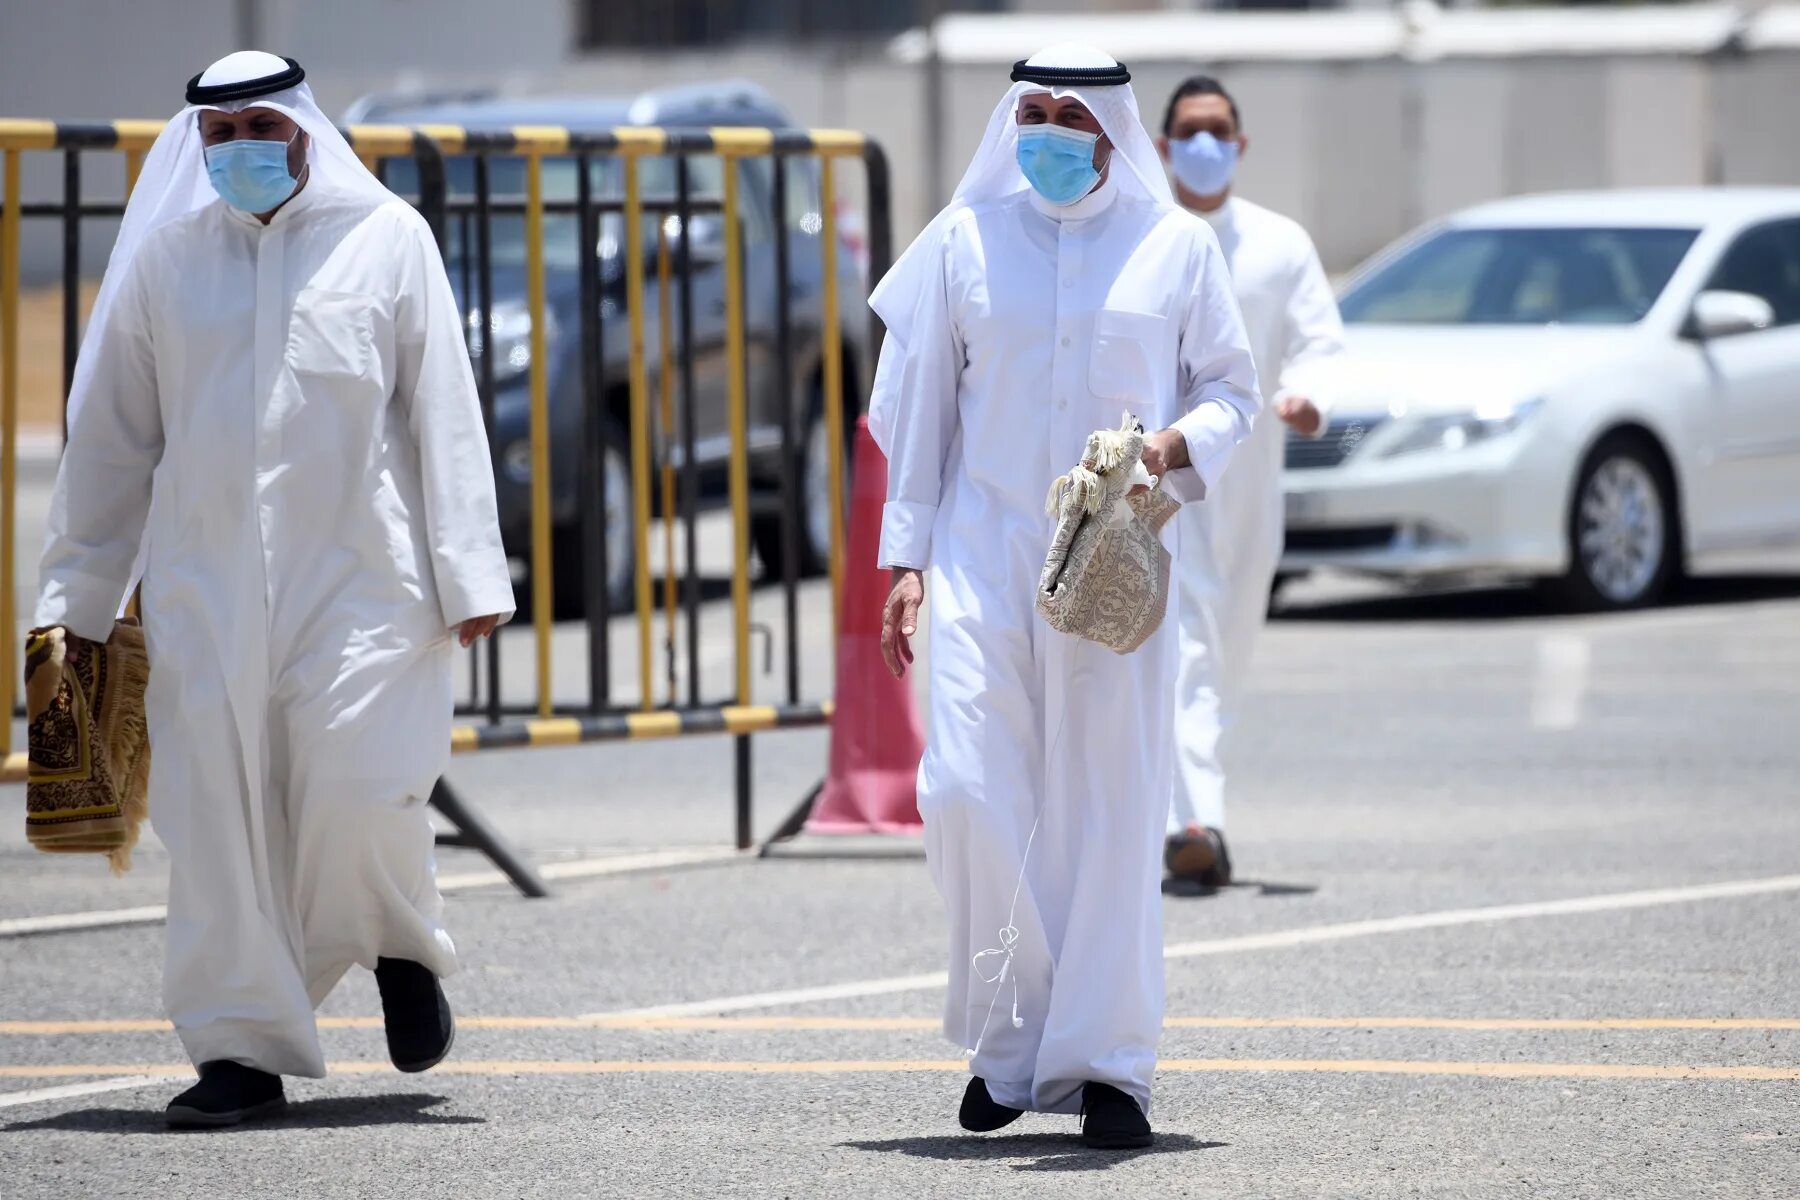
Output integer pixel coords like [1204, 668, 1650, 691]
[963, 640, 1077, 1062]
[965, 811, 1040, 1059]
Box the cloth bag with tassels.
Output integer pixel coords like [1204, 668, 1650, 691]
[1037, 414, 1182, 654]
[24, 620, 152, 873]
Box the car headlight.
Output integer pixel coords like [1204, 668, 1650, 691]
[1379, 398, 1543, 459]
[467, 300, 556, 387]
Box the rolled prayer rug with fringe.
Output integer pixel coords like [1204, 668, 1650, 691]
[25, 621, 152, 873]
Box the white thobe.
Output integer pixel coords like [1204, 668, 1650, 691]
[1169, 197, 1343, 836]
[36, 182, 513, 1078]
[875, 178, 1259, 1115]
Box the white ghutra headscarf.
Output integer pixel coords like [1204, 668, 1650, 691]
[866, 44, 1173, 451]
[67, 50, 397, 428]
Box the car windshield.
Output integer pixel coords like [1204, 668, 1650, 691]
[1339, 226, 1699, 326]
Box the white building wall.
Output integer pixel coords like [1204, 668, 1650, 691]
[5, 2, 1800, 280]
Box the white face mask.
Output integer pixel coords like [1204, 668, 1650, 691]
[1167, 131, 1238, 198]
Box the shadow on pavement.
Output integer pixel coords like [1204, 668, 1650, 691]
[5, 1092, 483, 1135]
[1162, 878, 1319, 900]
[844, 1132, 1226, 1172]
[1272, 572, 1800, 624]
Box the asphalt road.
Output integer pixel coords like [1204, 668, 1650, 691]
[2, 503, 1798, 1196]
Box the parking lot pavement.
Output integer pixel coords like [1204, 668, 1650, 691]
[2, 571, 1798, 1197]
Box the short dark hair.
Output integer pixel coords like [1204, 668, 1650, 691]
[1162, 75, 1241, 137]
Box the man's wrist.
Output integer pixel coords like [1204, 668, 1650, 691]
[1158, 428, 1192, 470]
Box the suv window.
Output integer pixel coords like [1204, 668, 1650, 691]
[1707, 218, 1800, 327]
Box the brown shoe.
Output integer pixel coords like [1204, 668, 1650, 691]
[1164, 825, 1232, 887]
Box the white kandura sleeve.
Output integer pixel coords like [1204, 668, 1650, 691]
[1165, 231, 1261, 504]
[875, 240, 963, 570]
[1275, 231, 1345, 435]
[35, 255, 163, 643]
[392, 210, 517, 629]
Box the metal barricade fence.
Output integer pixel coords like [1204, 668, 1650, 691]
[0, 118, 894, 892]
[417, 124, 891, 857]
[0, 117, 449, 753]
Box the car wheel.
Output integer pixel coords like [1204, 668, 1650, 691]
[752, 398, 847, 580]
[1550, 434, 1678, 611]
[519, 436, 635, 623]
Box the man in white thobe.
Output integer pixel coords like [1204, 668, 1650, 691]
[34, 52, 512, 1127]
[1156, 76, 1345, 886]
[869, 46, 1259, 1149]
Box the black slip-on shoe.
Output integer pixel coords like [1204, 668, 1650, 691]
[1164, 825, 1233, 888]
[374, 956, 455, 1073]
[1080, 1081, 1153, 1150]
[958, 1076, 1024, 1133]
[165, 1061, 286, 1129]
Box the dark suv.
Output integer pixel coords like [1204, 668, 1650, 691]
[351, 82, 871, 611]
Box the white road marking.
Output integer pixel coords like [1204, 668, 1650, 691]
[0, 906, 170, 938]
[0, 1074, 166, 1111]
[604, 973, 952, 1020]
[436, 846, 743, 891]
[1530, 633, 1590, 729]
[591, 873, 1800, 1018]
[0, 847, 745, 939]
[1162, 875, 1800, 961]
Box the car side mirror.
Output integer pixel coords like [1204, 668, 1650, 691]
[1687, 290, 1775, 340]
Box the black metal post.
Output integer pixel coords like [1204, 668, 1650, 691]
[577, 153, 611, 713]
[735, 734, 753, 851]
[410, 131, 449, 255]
[61, 150, 80, 420]
[772, 153, 800, 704]
[674, 152, 702, 708]
[458, 208, 480, 709]
[473, 154, 503, 724]
[429, 778, 550, 898]
[862, 141, 895, 369]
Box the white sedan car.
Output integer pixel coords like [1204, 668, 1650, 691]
[1282, 188, 1800, 608]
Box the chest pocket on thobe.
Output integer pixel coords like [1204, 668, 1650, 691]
[1088, 308, 1167, 410]
[288, 289, 377, 379]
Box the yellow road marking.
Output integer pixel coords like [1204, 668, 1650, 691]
[4, 1015, 1798, 1036]
[1164, 1016, 1800, 1032]
[3, 1059, 1796, 1082]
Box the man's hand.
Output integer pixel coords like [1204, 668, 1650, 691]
[457, 615, 503, 647]
[1137, 428, 1191, 493]
[1276, 394, 1325, 438]
[881, 568, 925, 678]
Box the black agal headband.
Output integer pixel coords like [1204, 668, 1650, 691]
[186, 57, 306, 105]
[1010, 60, 1131, 88]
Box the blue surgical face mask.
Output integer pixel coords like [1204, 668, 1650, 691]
[1016, 124, 1102, 207]
[204, 130, 302, 213]
[1167, 131, 1238, 198]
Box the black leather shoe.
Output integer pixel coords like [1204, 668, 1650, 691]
[1080, 1082, 1153, 1150]
[165, 1061, 286, 1129]
[1164, 825, 1233, 888]
[958, 1076, 1024, 1133]
[374, 957, 455, 1073]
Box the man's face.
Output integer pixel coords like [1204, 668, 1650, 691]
[1016, 94, 1113, 173]
[198, 106, 308, 179]
[1157, 93, 1246, 163]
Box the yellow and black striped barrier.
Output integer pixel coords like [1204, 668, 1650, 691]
[2, 701, 834, 785]
[0, 117, 891, 884]
[0, 119, 444, 770]
[450, 701, 833, 754]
